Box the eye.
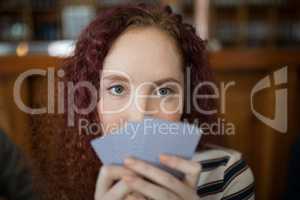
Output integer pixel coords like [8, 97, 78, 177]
[155, 87, 174, 97]
[108, 85, 125, 96]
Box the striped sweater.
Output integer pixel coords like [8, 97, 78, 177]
[193, 145, 255, 200]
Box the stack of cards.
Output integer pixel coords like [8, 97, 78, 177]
[90, 116, 202, 179]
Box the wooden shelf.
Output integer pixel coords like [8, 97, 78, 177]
[0, 0, 299, 48]
[1, 49, 300, 75]
[209, 48, 300, 70]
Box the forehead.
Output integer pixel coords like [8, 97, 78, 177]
[102, 26, 183, 83]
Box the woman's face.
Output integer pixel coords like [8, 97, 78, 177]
[97, 26, 184, 133]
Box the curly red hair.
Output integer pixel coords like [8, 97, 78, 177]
[32, 3, 216, 199]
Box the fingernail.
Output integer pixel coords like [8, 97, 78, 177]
[160, 154, 170, 162]
[123, 175, 135, 182]
[125, 157, 135, 165]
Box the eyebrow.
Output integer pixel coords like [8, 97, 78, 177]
[102, 74, 129, 82]
[153, 78, 181, 85]
[102, 75, 181, 85]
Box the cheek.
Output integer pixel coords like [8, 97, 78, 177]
[149, 97, 183, 122]
[156, 112, 182, 122]
[162, 97, 183, 111]
[100, 92, 131, 111]
[97, 99, 127, 134]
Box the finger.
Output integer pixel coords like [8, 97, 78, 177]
[124, 195, 139, 200]
[101, 180, 132, 200]
[123, 175, 180, 200]
[124, 157, 191, 198]
[95, 165, 136, 199]
[125, 192, 146, 200]
[130, 192, 146, 200]
[160, 154, 202, 188]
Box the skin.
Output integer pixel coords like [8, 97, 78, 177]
[96, 26, 201, 200]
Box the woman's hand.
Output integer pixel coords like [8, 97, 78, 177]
[94, 155, 201, 200]
[94, 165, 140, 200]
[122, 154, 202, 200]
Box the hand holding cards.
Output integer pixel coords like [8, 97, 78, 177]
[90, 116, 202, 179]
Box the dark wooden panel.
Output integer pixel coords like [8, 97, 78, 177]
[0, 52, 299, 200]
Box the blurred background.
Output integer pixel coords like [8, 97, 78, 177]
[0, 0, 299, 200]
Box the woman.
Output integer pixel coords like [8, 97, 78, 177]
[33, 3, 254, 200]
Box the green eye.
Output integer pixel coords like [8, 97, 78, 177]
[108, 85, 125, 96]
[156, 87, 173, 97]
